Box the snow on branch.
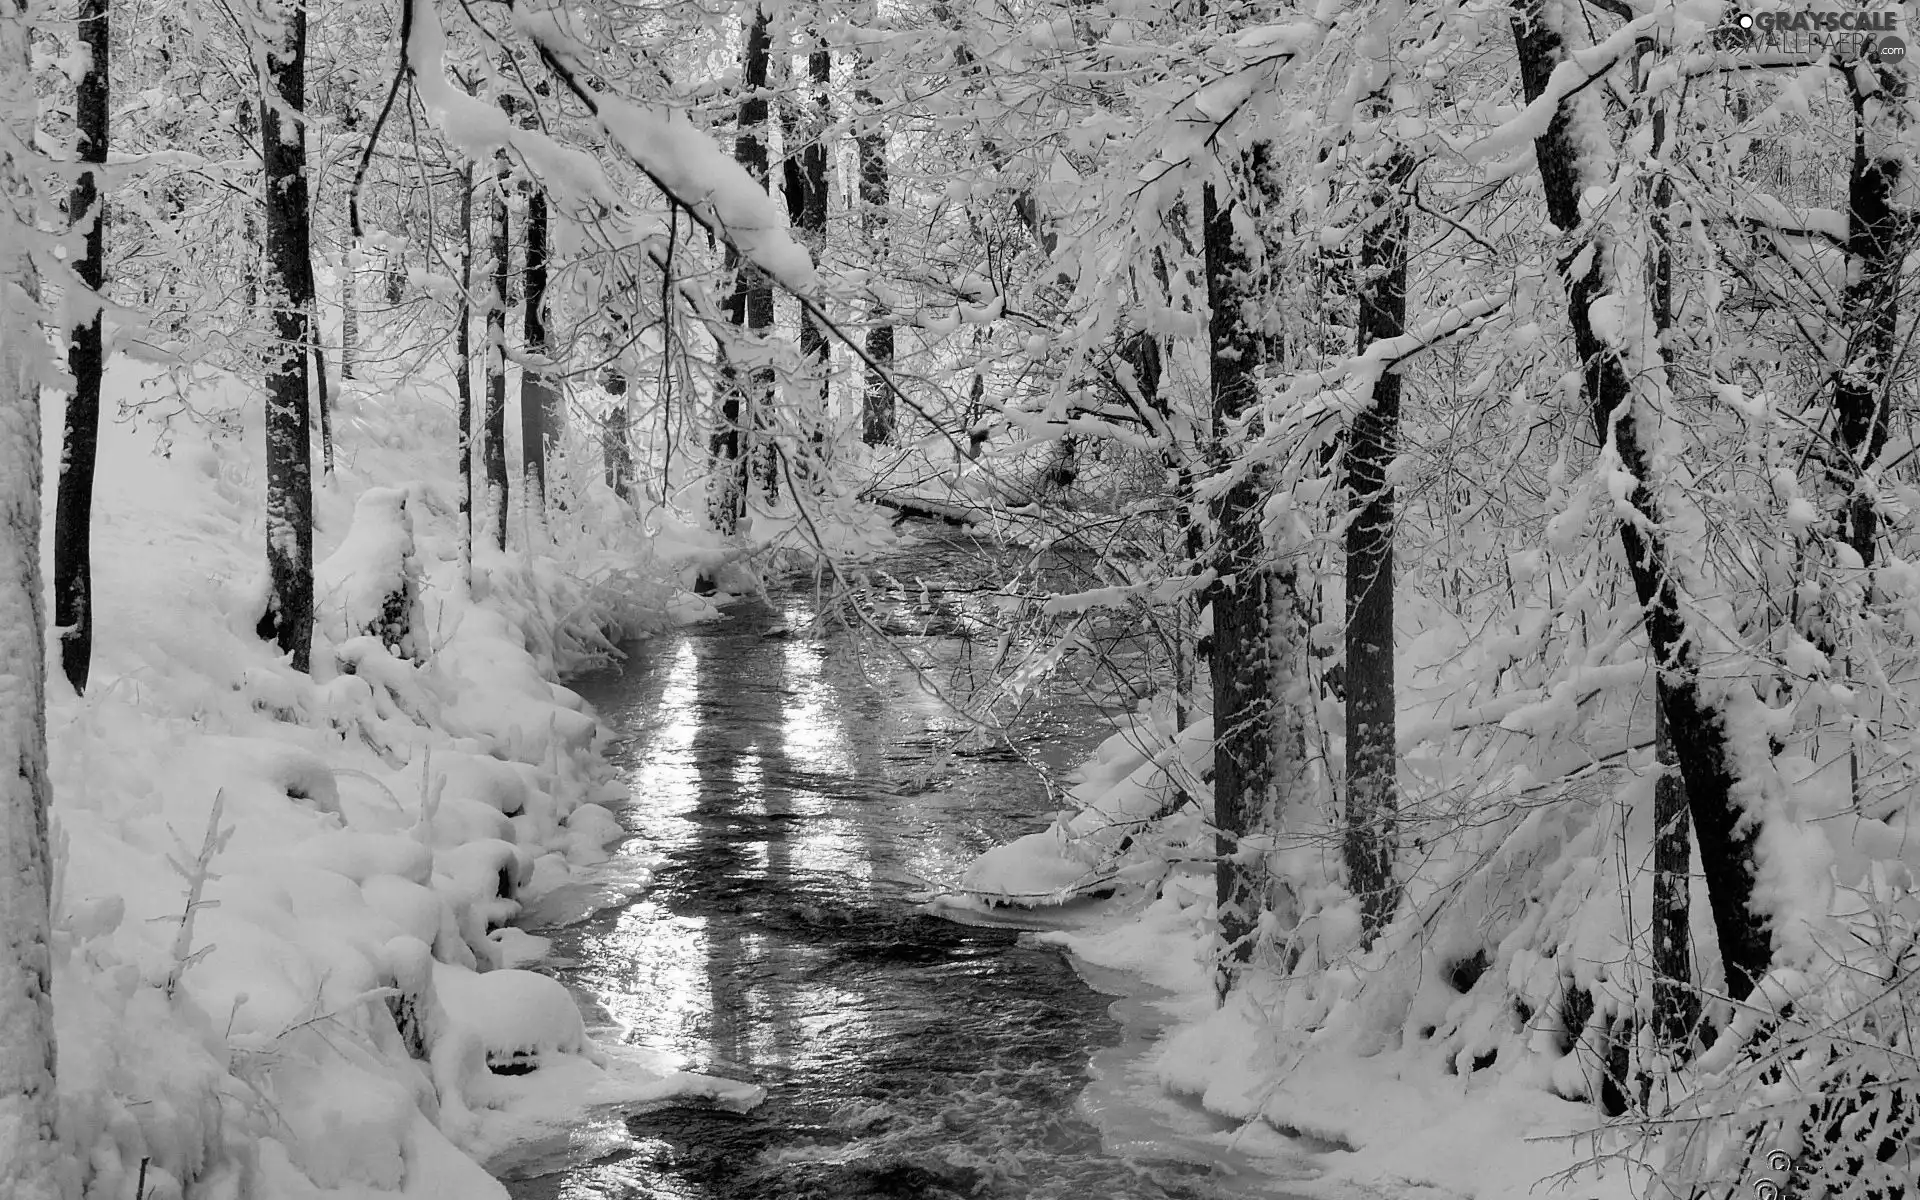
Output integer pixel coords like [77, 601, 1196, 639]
[402, 0, 630, 222]
[497, 4, 818, 294]
[1278, 294, 1507, 416]
[1456, 14, 1655, 163]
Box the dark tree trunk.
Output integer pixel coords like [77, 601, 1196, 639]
[856, 87, 893, 445]
[1513, 0, 1772, 1001]
[258, 0, 315, 672]
[1204, 155, 1278, 1001]
[484, 146, 510, 553]
[1634, 40, 1698, 1062]
[1343, 145, 1410, 946]
[54, 0, 108, 695]
[457, 162, 474, 578]
[1651, 701, 1697, 1048]
[783, 36, 832, 470]
[712, 6, 774, 534]
[238, 96, 259, 313]
[310, 293, 332, 477]
[520, 183, 558, 532]
[1834, 64, 1907, 565]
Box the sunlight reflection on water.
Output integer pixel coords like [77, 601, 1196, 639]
[501, 537, 1322, 1199]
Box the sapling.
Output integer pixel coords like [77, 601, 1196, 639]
[163, 790, 234, 999]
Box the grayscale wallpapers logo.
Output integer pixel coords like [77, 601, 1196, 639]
[1725, 7, 1907, 63]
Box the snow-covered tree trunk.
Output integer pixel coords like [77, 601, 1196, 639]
[1343, 136, 1410, 947]
[782, 33, 831, 471]
[519, 180, 557, 536]
[1833, 61, 1908, 565]
[1511, 0, 1771, 1000]
[258, 0, 315, 673]
[457, 162, 474, 579]
[856, 83, 892, 446]
[53, 0, 108, 695]
[340, 246, 356, 381]
[1, 5, 68, 1193]
[1634, 39, 1697, 1060]
[1204, 156, 1277, 1000]
[483, 143, 510, 553]
[711, 5, 774, 532]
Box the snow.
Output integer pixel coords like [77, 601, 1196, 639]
[37, 358, 744, 1197]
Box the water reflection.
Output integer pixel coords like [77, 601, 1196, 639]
[503, 538, 1318, 1199]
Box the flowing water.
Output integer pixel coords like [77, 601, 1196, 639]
[496, 534, 1322, 1200]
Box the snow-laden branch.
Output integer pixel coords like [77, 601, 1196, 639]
[503, 5, 818, 294]
[1277, 294, 1507, 417]
[1455, 14, 1656, 163]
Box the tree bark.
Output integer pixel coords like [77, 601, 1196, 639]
[1512, 0, 1772, 1001]
[484, 144, 510, 553]
[1, 12, 66, 1192]
[310, 293, 331, 477]
[1833, 62, 1908, 565]
[519, 182, 557, 534]
[54, 0, 108, 696]
[711, 5, 774, 534]
[457, 161, 474, 580]
[1634, 37, 1698, 1060]
[258, 0, 315, 673]
[783, 35, 831, 466]
[340, 243, 357, 381]
[1204, 151, 1278, 1000]
[1343, 140, 1410, 946]
[856, 85, 893, 446]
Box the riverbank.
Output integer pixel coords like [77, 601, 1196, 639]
[956, 711, 1646, 1200]
[39, 362, 726, 1198]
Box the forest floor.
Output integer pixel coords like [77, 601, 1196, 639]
[38, 358, 753, 1199]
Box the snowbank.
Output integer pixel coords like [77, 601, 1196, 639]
[41, 362, 732, 1198]
[955, 679, 1920, 1199]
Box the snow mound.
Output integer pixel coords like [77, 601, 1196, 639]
[433, 963, 606, 1073]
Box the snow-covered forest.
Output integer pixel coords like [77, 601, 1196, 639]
[1, 0, 1918, 1196]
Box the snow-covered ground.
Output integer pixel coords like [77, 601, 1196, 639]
[946, 677, 1920, 1200]
[39, 360, 756, 1198]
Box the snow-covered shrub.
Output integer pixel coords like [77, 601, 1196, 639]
[317, 485, 424, 660]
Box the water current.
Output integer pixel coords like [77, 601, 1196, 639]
[496, 533, 1323, 1200]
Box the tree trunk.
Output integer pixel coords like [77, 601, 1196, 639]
[1343, 142, 1410, 946]
[1834, 63, 1908, 565]
[1634, 38, 1698, 1061]
[711, 6, 774, 535]
[456, 161, 474, 580]
[54, 0, 108, 696]
[783, 35, 831, 468]
[484, 145, 510, 553]
[1512, 0, 1772, 1001]
[340, 243, 356, 381]
[1, 13, 65, 1193]
[258, 0, 315, 673]
[519, 182, 557, 535]
[1651, 700, 1697, 1049]
[310, 293, 331, 477]
[238, 96, 259, 313]
[856, 86, 892, 445]
[1204, 154, 1277, 1001]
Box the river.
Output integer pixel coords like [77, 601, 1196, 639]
[495, 533, 1322, 1199]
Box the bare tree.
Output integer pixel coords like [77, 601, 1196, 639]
[258, 0, 316, 672]
[53, 0, 109, 694]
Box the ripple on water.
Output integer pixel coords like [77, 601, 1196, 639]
[501, 537, 1324, 1199]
